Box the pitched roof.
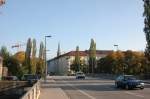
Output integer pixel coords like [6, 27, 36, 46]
[48, 50, 113, 62]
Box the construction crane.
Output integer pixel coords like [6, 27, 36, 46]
[11, 43, 26, 52]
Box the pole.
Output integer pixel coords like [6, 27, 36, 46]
[44, 35, 51, 83]
[44, 36, 47, 82]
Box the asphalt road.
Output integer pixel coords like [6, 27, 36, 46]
[47, 76, 150, 99]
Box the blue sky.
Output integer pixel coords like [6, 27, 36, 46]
[0, 0, 146, 59]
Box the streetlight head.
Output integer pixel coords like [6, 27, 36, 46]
[45, 35, 52, 38]
[114, 44, 118, 46]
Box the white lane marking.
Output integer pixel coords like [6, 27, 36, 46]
[125, 91, 144, 98]
[62, 80, 96, 99]
[77, 89, 96, 99]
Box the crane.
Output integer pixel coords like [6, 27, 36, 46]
[11, 43, 26, 52]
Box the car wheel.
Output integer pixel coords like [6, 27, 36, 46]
[125, 85, 129, 90]
[115, 82, 119, 88]
[140, 86, 144, 90]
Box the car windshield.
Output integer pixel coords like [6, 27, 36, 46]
[77, 72, 84, 75]
[125, 76, 136, 80]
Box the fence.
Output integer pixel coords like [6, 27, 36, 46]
[21, 81, 40, 99]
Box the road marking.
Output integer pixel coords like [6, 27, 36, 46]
[125, 91, 144, 98]
[62, 80, 96, 99]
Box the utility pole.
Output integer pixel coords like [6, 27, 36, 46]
[44, 35, 51, 83]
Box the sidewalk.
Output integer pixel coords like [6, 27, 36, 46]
[39, 78, 69, 99]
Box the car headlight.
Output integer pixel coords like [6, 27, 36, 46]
[140, 83, 144, 86]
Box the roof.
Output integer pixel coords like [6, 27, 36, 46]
[48, 50, 113, 62]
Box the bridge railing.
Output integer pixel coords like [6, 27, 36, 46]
[21, 81, 40, 99]
[0, 81, 27, 94]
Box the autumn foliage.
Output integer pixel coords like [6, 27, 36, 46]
[97, 50, 148, 75]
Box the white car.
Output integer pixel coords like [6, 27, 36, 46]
[76, 72, 85, 79]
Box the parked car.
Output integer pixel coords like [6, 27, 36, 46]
[76, 72, 85, 79]
[115, 75, 144, 90]
[2, 76, 18, 81]
[22, 74, 39, 85]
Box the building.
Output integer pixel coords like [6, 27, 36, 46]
[47, 50, 113, 75]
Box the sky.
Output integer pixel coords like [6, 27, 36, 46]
[0, 0, 146, 59]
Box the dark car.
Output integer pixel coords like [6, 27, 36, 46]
[2, 76, 18, 81]
[22, 74, 39, 85]
[115, 75, 144, 90]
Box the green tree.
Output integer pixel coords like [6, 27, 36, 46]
[6, 56, 23, 78]
[25, 38, 32, 74]
[143, 0, 150, 72]
[71, 46, 80, 72]
[89, 39, 96, 73]
[36, 42, 45, 76]
[31, 39, 37, 74]
[57, 43, 61, 57]
[0, 46, 24, 78]
[0, 46, 10, 66]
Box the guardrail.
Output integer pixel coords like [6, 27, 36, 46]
[21, 81, 40, 99]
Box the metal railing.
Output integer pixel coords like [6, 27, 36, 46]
[21, 81, 40, 99]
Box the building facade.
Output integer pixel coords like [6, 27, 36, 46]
[47, 50, 113, 75]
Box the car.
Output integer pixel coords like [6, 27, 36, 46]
[22, 74, 39, 85]
[115, 75, 144, 90]
[2, 76, 18, 81]
[76, 72, 85, 79]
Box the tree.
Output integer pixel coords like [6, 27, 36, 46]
[97, 50, 147, 75]
[115, 51, 125, 74]
[31, 39, 37, 74]
[0, 46, 10, 67]
[6, 56, 23, 78]
[71, 46, 80, 72]
[88, 39, 96, 73]
[14, 51, 25, 64]
[36, 42, 45, 76]
[0, 46, 24, 78]
[57, 43, 61, 57]
[25, 38, 32, 74]
[143, 0, 150, 72]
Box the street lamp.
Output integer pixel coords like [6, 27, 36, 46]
[114, 44, 119, 51]
[44, 35, 51, 82]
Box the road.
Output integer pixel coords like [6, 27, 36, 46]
[46, 76, 150, 99]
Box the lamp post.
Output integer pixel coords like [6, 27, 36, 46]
[44, 35, 51, 82]
[114, 44, 119, 51]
